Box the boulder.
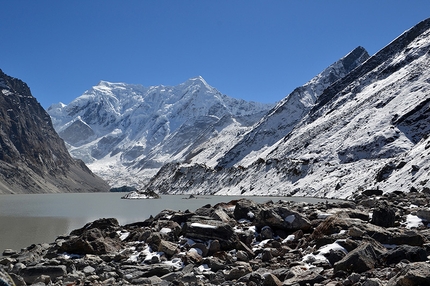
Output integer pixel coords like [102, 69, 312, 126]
[59, 227, 122, 255]
[233, 199, 260, 221]
[283, 266, 325, 286]
[416, 208, 430, 222]
[334, 243, 379, 274]
[223, 262, 252, 280]
[253, 206, 311, 232]
[183, 218, 238, 250]
[70, 218, 119, 236]
[371, 202, 396, 227]
[382, 245, 427, 265]
[158, 240, 178, 257]
[262, 273, 283, 286]
[387, 262, 430, 286]
[19, 265, 67, 285]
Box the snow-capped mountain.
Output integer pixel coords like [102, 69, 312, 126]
[144, 18, 430, 199]
[215, 46, 369, 168]
[47, 77, 273, 187]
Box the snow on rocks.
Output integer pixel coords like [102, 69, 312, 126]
[2, 191, 430, 285]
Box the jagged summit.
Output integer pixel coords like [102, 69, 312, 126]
[48, 77, 273, 187]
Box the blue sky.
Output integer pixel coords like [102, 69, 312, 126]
[1, 1, 430, 108]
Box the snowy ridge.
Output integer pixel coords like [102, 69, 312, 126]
[144, 18, 430, 199]
[215, 46, 369, 168]
[48, 76, 273, 187]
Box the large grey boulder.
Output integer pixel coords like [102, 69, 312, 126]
[183, 217, 238, 250]
[334, 243, 380, 274]
[253, 206, 311, 232]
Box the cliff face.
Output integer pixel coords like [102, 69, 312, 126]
[0, 69, 110, 194]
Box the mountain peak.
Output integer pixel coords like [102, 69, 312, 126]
[182, 76, 212, 90]
[340, 46, 370, 72]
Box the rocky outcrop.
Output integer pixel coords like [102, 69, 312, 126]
[2, 190, 430, 285]
[0, 69, 110, 194]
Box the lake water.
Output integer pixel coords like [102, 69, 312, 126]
[0, 193, 331, 253]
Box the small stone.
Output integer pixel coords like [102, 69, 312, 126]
[83, 265, 96, 274]
[237, 250, 249, 262]
[263, 273, 283, 286]
[262, 248, 273, 262]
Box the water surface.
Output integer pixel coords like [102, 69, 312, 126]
[0, 193, 331, 252]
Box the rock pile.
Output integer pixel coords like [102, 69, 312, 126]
[2, 191, 430, 285]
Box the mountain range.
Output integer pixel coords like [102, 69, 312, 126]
[47, 18, 430, 199]
[47, 77, 272, 187]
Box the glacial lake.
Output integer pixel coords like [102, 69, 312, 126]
[0, 193, 334, 253]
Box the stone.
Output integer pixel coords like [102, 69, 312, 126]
[19, 265, 67, 285]
[158, 240, 178, 257]
[233, 199, 260, 221]
[416, 208, 430, 222]
[205, 257, 227, 272]
[382, 245, 427, 265]
[371, 202, 396, 227]
[2, 249, 17, 256]
[254, 206, 311, 232]
[388, 229, 425, 246]
[362, 189, 383, 196]
[387, 262, 430, 286]
[261, 226, 274, 239]
[160, 272, 183, 282]
[70, 218, 119, 236]
[334, 243, 379, 274]
[236, 250, 250, 262]
[224, 262, 252, 280]
[283, 266, 325, 286]
[262, 273, 283, 286]
[362, 278, 384, 286]
[212, 208, 233, 222]
[186, 248, 203, 264]
[83, 265, 96, 274]
[146, 232, 162, 251]
[261, 248, 273, 262]
[59, 228, 122, 255]
[184, 218, 238, 250]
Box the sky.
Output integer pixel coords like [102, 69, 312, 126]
[1, 1, 430, 108]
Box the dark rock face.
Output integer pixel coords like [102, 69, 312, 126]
[2, 192, 430, 285]
[371, 201, 396, 227]
[0, 69, 110, 194]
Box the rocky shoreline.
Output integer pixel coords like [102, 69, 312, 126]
[1, 190, 430, 285]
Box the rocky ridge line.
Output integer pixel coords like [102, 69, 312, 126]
[0, 69, 110, 194]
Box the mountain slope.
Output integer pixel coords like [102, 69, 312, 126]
[0, 69, 110, 194]
[48, 77, 273, 187]
[144, 18, 430, 199]
[215, 46, 369, 168]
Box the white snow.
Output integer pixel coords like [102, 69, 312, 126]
[48, 77, 272, 187]
[160, 227, 172, 234]
[302, 240, 348, 266]
[282, 234, 296, 243]
[190, 222, 218, 229]
[405, 214, 424, 229]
